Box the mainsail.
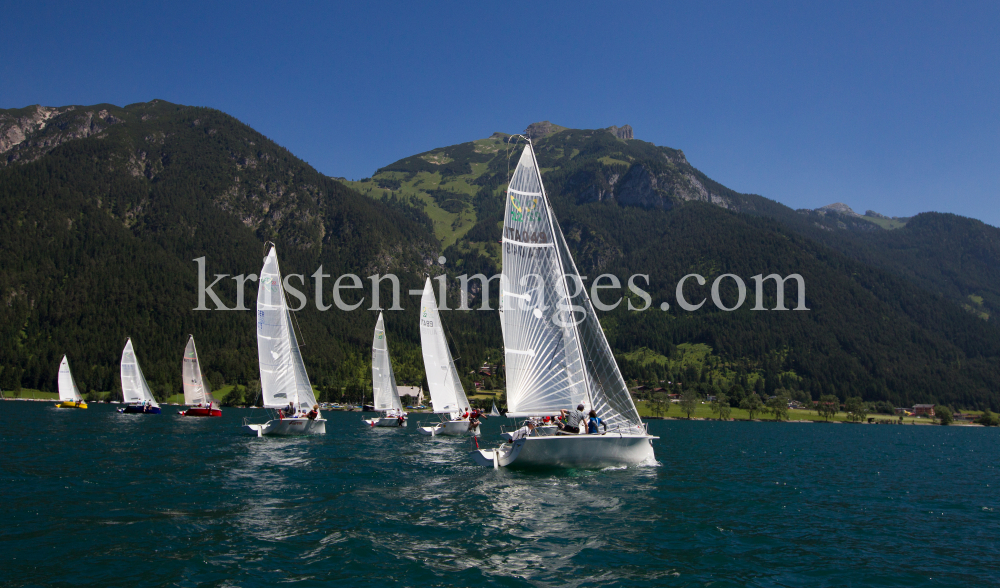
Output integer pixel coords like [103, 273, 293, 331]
[501, 141, 643, 433]
[419, 278, 470, 418]
[256, 246, 318, 410]
[182, 335, 212, 406]
[57, 356, 82, 402]
[372, 312, 402, 412]
[120, 338, 158, 406]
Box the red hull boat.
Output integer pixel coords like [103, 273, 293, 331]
[180, 406, 222, 417]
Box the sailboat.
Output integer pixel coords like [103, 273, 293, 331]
[55, 356, 87, 409]
[470, 138, 657, 468]
[242, 244, 326, 436]
[417, 278, 478, 436]
[364, 312, 407, 427]
[490, 402, 501, 417]
[178, 335, 221, 417]
[118, 338, 161, 414]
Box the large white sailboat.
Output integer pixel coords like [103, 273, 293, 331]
[417, 278, 478, 436]
[365, 312, 407, 427]
[118, 338, 161, 414]
[242, 244, 326, 436]
[470, 138, 657, 468]
[179, 335, 221, 417]
[55, 356, 87, 409]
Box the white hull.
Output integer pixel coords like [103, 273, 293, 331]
[243, 418, 327, 437]
[418, 419, 480, 436]
[365, 416, 406, 427]
[470, 433, 656, 468]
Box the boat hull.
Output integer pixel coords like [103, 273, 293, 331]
[55, 401, 88, 409]
[180, 407, 222, 417]
[471, 434, 656, 468]
[118, 405, 161, 414]
[242, 418, 326, 436]
[418, 419, 479, 436]
[365, 416, 406, 427]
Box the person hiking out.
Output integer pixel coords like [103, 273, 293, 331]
[558, 404, 586, 434]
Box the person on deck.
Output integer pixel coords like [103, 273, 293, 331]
[507, 421, 535, 443]
[284, 401, 296, 418]
[587, 409, 606, 434]
[558, 404, 587, 434]
[306, 404, 319, 420]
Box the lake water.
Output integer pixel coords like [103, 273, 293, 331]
[2, 402, 998, 587]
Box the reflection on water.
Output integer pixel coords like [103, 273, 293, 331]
[230, 436, 316, 543]
[2, 404, 999, 587]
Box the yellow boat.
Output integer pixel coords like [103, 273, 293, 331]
[56, 356, 88, 409]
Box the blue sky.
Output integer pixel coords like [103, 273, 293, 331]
[3, 1, 998, 225]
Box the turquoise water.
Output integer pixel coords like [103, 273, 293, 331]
[2, 402, 998, 587]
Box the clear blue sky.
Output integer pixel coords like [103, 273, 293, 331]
[3, 1, 998, 225]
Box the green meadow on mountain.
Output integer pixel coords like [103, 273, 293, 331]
[2, 102, 999, 409]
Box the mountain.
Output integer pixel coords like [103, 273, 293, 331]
[0, 101, 443, 398]
[2, 106, 999, 410]
[349, 122, 1000, 409]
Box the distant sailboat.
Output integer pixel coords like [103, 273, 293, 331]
[179, 335, 221, 417]
[365, 312, 407, 427]
[470, 138, 656, 468]
[490, 402, 501, 417]
[417, 278, 478, 436]
[55, 356, 87, 409]
[242, 244, 325, 436]
[118, 338, 161, 414]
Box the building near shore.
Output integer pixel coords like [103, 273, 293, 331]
[912, 404, 935, 416]
[398, 386, 423, 406]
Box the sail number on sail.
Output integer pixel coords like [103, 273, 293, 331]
[504, 227, 550, 244]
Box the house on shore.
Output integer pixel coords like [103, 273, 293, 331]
[912, 404, 935, 417]
[398, 386, 423, 406]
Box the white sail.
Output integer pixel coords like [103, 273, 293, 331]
[57, 356, 82, 402]
[256, 246, 317, 410]
[419, 278, 470, 418]
[182, 336, 212, 406]
[120, 338, 158, 406]
[372, 312, 402, 412]
[501, 142, 643, 433]
[490, 402, 501, 417]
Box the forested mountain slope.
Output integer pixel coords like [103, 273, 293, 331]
[0, 101, 442, 397]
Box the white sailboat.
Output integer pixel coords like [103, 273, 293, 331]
[55, 356, 87, 409]
[470, 138, 657, 468]
[242, 244, 326, 436]
[118, 338, 161, 414]
[417, 278, 478, 436]
[179, 335, 220, 417]
[490, 402, 501, 417]
[365, 312, 407, 427]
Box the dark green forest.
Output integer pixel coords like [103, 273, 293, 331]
[2, 103, 999, 409]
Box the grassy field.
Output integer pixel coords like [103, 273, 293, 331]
[636, 401, 954, 424]
[2, 388, 59, 400]
[345, 171, 480, 249]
